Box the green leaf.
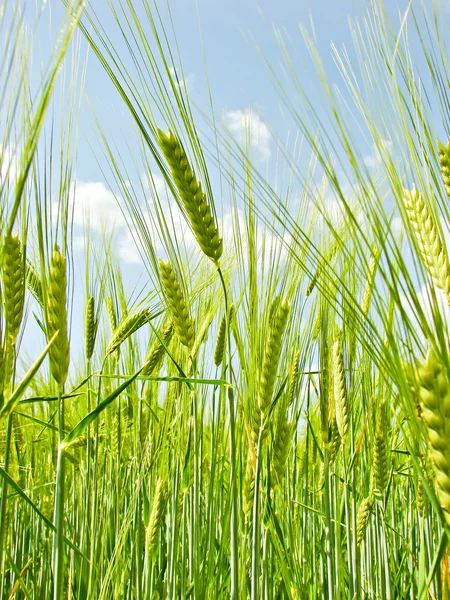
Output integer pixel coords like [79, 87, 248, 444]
[61, 367, 143, 446]
[0, 332, 58, 421]
[0, 467, 86, 560]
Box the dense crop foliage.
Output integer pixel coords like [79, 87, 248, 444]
[1, 1, 450, 598]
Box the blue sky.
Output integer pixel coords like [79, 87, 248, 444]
[7, 0, 448, 364]
[51, 0, 409, 175]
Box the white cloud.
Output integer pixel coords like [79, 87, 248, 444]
[0, 145, 19, 184]
[363, 139, 394, 170]
[219, 207, 290, 266]
[117, 228, 142, 264]
[222, 108, 271, 161]
[168, 66, 195, 93]
[70, 181, 125, 232]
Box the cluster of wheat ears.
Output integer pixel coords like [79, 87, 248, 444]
[2, 0, 450, 598]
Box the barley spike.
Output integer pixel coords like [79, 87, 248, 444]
[438, 140, 450, 199]
[403, 186, 450, 302]
[47, 245, 70, 388]
[159, 259, 194, 349]
[158, 129, 223, 263]
[2, 234, 25, 341]
[146, 478, 168, 559]
[214, 304, 234, 367]
[415, 347, 450, 525]
[332, 333, 349, 440]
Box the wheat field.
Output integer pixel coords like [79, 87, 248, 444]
[1, 1, 450, 598]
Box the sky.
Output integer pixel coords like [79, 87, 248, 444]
[56, 0, 411, 250]
[4, 0, 449, 364]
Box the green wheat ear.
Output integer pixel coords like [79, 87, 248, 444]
[332, 333, 349, 440]
[142, 320, 173, 376]
[47, 245, 70, 389]
[253, 298, 290, 442]
[414, 347, 450, 526]
[158, 259, 195, 349]
[402, 186, 450, 303]
[146, 478, 168, 561]
[85, 296, 96, 362]
[2, 234, 25, 342]
[438, 140, 450, 199]
[158, 129, 223, 264]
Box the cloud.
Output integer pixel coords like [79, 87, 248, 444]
[219, 207, 290, 266]
[168, 66, 195, 93]
[222, 108, 271, 161]
[363, 139, 394, 170]
[70, 181, 126, 232]
[116, 228, 143, 264]
[0, 145, 19, 184]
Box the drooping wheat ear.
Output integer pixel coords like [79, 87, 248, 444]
[158, 259, 194, 349]
[356, 495, 374, 546]
[332, 333, 349, 440]
[372, 401, 390, 498]
[402, 186, 450, 302]
[362, 247, 380, 317]
[438, 140, 450, 198]
[106, 308, 150, 356]
[243, 451, 255, 524]
[214, 304, 234, 367]
[26, 263, 43, 306]
[158, 129, 223, 263]
[146, 478, 168, 560]
[47, 245, 70, 388]
[106, 297, 117, 333]
[85, 296, 96, 362]
[2, 234, 25, 342]
[414, 347, 450, 526]
[142, 320, 173, 376]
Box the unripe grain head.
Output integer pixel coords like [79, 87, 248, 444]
[47, 245, 70, 388]
[158, 129, 223, 263]
[158, 259, 194, 350]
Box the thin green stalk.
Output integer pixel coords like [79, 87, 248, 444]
[52, 389, 65, 599]
[217, 266, 239, 599]
[0, 416, 13, 584]
[251, 432, 262, 600]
